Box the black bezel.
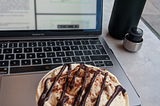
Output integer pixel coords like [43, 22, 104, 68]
[0, 0, 103, 37]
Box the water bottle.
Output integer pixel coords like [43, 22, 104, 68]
[108, 0, 146, 40]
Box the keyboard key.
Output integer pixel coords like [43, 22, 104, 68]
[3, 49, 12, 53]
[53, 58, 62, 63]
[85, 62, 95, 66]
[53, 47, 61, 51]
[96, 64, 105, 67]
[72, 57, 81, 62]
[87, 45, 92, 49]
[92, 50, 96, 55]
[5, 54, 14, 60]
[16, 54, 25, 59]
[27, 53, 35, 58]
[79, 46, 87, 50]
[13, 48, 22, 53]
[96, 45, 107, 54]
[79, 62, 85, 64]
[92, 50, 101, 55]
[66, 51, 74, 56]
[90, 55, 110, 61]
[37, 53, 46, 58]
[83, 45, 88, 49]
[0, 55, 3, 60]
[10, 64, 62, 73]
[38, 42, 46, 46]
[22, 60, 31, 65]
[10, 60, 20, 66]
[1, 43, 8, 48]
[79, 46, 83, 50]
[62, 46, 70, 51]
[34, 47, 42, 52]
[19, 42, 27, 47]
[91, 45, 96, 49]
[95, 61, 103, 64]
[56, 52, 65, 57]
[71, 46, 79, 50]
[65, 41, 72, 45]
[83, 50, 92, 55]
[56, 41, 64, 46]
[29, 42, 37, 47]
[24, 48, 32, 52]
[0, 61, 8, 66]
[47, 42, 55, 46]
[104, 61, 113, 66]
[0, 68, 8, 74]
[73, 41, 81, 45]
[9, 43, 17, 47]
[81, 56, 90, 61]
[75, 51, 83, 56]
[0, 43, 8, 48]
[47, 52, 55, 57]
[87, 45, 95, 50]
[90, 40, 101, 44]
[96, 50, 101, 54]
[43, 58, 52, 64]
[32, 59, 41, 64]
[95, 61, 104, 67]
[82, 41, 89, 45]
[62, 57, 71, 63]
[43, 47, 52, 52]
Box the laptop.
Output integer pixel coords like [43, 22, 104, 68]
[0, 0, 141, 106]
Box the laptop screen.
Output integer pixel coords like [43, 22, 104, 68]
[0, 0, 102, 37]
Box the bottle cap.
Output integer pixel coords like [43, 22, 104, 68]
[123, 27, 143, 52]
[127, 27, 143, 42]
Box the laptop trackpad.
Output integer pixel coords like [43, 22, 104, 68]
[0, 73, 45, 106]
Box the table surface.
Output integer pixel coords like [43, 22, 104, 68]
[103, 0, 160, 106]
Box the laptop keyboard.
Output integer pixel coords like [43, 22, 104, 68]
[0, 38, 113, 74]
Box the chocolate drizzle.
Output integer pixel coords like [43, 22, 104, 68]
[38, 64, 67, 106]
[39, 78, 51, 103]
[56, 96, 68, 106]
[70, 63, 83, 89]
[94, 72, 108, 106]
[38, 64, 127, 106]
[56, 64, 71, 106]
[105, 85, 126, 106]
[79, 70, 100, 106]
[73, 65, 88, 106]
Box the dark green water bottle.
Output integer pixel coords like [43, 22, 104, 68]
[108, 0, 146, 40]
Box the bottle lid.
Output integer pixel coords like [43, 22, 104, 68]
[127, 27, 143, 42]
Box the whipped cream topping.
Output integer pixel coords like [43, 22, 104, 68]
[36, 64, 129, 106]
